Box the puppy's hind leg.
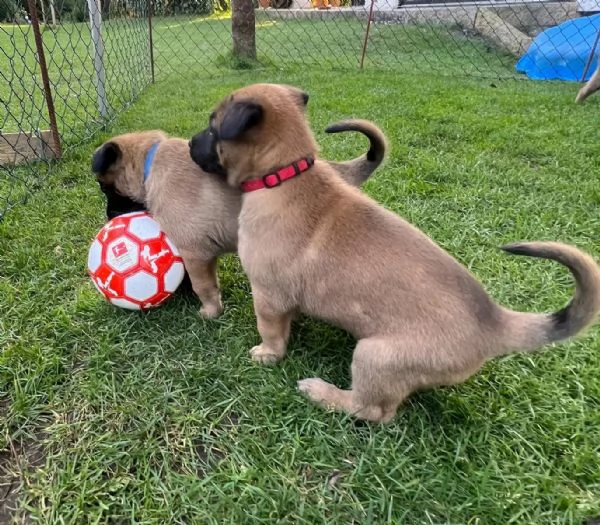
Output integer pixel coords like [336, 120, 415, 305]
[576, 63, 600, 103]
[182, 253, 223, 319]
[298, 337, 409, 423]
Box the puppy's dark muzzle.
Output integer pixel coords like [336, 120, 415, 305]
[189, 127, 226, 177]
[99, 181, 146, 219]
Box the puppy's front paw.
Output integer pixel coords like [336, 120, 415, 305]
[297, 378, 333, 403]
[250, 345, 283, 365]
[199, 301, 223, 319]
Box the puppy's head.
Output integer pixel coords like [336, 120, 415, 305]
[189, 84, 317, 187]
[92, 131, 167, 218]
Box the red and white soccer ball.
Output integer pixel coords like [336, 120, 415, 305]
[87, 211, 185, 311]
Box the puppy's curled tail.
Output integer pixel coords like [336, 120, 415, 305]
[324, 119, 388, 186]
[498, 241, 600, 353]
[326, 119, 387, 165]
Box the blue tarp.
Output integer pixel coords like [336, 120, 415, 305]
[515, 13, 600, 81]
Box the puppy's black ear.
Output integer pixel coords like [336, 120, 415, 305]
[285, 85, 309, 107]
[92, 142, 121, 174]
[219, 101, 263, 141]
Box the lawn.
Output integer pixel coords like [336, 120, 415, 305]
[1, 39, 600, 525]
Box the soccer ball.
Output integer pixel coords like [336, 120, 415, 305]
[87, 211, 185, 311]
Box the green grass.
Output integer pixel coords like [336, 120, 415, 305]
[2, 57, 600, 525]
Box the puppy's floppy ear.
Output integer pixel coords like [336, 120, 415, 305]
[219, 101, 263, 141]
[284, 85, 309, 106]
[92, 142, 121, 174]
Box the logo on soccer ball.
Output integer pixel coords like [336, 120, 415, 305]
[112, 241, 128, 257]
[87, 212, 185, 311]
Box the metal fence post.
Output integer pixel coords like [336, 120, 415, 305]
[49, 0, 57, 26]
[580, 29, 600, 83]
[26, 0, 62, 157]
[147, 0, 155, 83]
[359, 0, 376, 70]
[87, 0, 108, 119]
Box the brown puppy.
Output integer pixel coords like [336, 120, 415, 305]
[92, 120, 388, 318]
[189, 83, 600, 423]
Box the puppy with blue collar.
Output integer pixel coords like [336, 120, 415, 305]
[92, 121, 388, 318]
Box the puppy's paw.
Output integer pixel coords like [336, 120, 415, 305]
[199, 301, 223, 319]
[297, 378, 334, 403]
[250, 345, 283, 365]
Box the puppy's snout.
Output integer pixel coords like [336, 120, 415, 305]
[189, 128, 226, 177]
[98, 180, 146, 220]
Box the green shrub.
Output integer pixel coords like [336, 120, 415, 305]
[67, 1, 87, 22]
[153, 0, 214, 16]
[0, 0, 21, 22]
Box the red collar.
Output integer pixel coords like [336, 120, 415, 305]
[240, 157, 314, 193]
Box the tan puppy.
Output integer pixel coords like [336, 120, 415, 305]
[189, 83, 600, 423]
[92, 120, 388, 318]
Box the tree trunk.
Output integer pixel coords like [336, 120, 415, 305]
[231, 0, 256, 60]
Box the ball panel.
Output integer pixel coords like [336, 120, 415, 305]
[164, 236, 182, 257]
[87, 239, 103, 273]
[139, 239, 179, 276]
[140, 290, 171, 311]
[119, 211, 148, 219]
[99, 220, 128, 243]
[106, 236, 140, 273]
[124, 271, 159, 302]
[92, 266, 126, 299]
[128, 215, 162, 241]
[90, 274, 104, 295]
[164, 261, 185, 293]
[110, 297, 142, 310]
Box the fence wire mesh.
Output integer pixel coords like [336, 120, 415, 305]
[150, 0, 585, 80]
[1, 0, 598, 218]
[0, 0, 149, 218]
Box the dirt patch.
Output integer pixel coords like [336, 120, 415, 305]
[0, 404, 44, 525]
[0, 439, 43, 524]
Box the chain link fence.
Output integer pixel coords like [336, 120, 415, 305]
[1, 0, 598, 218]
[151, 0, 577, 79]
[0, 0, 149, 218]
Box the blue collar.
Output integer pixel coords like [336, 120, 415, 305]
[143, 142, 160, 182]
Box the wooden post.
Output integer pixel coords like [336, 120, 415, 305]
[26, 0, 62, 157]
